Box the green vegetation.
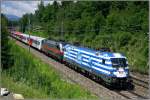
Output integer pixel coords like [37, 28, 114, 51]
[1, 41, 96, 98]
[30, 31, 48, 38]
[1, 14, 14, 69]
[1, 75, 48, 98]
[19, 1, 149, 74]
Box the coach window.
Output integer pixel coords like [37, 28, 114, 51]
[33, 40, 36, 44]
[56, 45, 59, 49]
[41, 40, 43, 44]
[37, 41, 40, 45]
[102, 59, 105, 64]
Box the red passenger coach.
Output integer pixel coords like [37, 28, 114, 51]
[11, 31, 46, 50]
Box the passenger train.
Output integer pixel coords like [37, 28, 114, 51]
[10, 31, 132, 87]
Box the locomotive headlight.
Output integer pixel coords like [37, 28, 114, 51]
[112, 77, 116, 83]
[111, 72, 116, 77]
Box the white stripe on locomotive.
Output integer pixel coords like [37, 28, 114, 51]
[92, 66, 111, 74]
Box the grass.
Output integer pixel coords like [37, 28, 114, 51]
[1, 74, 48, 98]
[1, 40, 97, 99]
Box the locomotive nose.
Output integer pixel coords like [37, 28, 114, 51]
[113, 67, 127, 78]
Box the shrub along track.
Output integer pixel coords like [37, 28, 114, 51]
[11, 37, 149, 100]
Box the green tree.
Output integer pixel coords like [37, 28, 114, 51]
[1, 14, 13, 69]
[18, 1, 149, 74]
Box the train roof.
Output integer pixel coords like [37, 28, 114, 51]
[45, 39, 67, 46]
[21, 33, 46, 41]
[13, 31, 46, 41]
[12, 31, 24, 36]
[65, 44, 126, 59]
[21, 34, 30, 37]
[30, 35, 46, 41]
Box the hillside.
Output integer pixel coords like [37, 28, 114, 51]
[4, 14, 20, 21]
[20, 1, 149, 74]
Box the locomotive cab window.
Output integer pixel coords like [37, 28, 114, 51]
[102, 59, 105, 64]
[111, 58, 127, 68]
[63, 48, 66, 51]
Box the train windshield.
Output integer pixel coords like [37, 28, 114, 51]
[111, 58, 127, 68]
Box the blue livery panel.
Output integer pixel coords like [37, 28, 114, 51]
[63, 44, 129, 78]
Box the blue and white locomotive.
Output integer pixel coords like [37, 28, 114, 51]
[63, 44, 131, 86]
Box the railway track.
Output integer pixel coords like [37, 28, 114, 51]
[129, 74, 149, 99]
[115, 90, 147, 99]
[12, 37, 149, 100]
[131, 74, 149, 89]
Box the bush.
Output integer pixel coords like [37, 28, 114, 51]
[118, 32, 131, 47]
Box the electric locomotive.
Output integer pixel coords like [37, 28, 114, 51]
[63, 44, 131, 86]
[41, 40, 66, 62]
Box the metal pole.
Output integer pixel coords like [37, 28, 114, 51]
[21, 24, 23, 32]
[28, 16, 30, 52]
[61, 21, 63, 40]
[60, 5, 64, 41]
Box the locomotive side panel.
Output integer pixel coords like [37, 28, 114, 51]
[63, 45, 113, 83]
[41, 40, 64, 61]
[63, 44, 130, 85]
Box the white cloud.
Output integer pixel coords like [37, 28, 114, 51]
[44, 1, 53, 6]
[1, 0, 52, 17]
[1, 4, 23, 17]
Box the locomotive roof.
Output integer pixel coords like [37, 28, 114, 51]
[45, 40, 58, 45]
[65, 44, 126, 59]
[45, 39, 67, 45]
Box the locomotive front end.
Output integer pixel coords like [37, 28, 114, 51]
[109, 54, 132, 87]
[111, 58, 128, 77]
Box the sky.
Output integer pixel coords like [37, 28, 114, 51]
[1, 0, 54, 17]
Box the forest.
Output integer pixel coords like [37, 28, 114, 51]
[18, 1, 149, 74]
